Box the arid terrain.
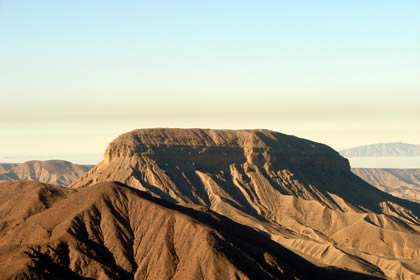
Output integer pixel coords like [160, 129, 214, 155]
[352, 168, 420, 203]
[0, 180, 380, 280]
[70, 128, 420, 280]
[0, 160, 93, 186]
[1, 129, 419, 279]
[3, 0, 418, 278]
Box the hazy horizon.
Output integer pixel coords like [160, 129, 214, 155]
[2, 138, 420, 169]
[1, 1, 419, 165]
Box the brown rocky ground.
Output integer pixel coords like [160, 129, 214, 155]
[0, 180, 380, 280]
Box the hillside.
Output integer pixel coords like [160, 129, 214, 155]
[71, 128, 420, 280]
[352, 168, 420, 203]
[0, 180, 379, 280]
[0, 163, 18, 173]
[0, 160, 93, 186]
[340, 143, 420, 157]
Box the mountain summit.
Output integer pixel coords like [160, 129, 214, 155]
[71, 128, 420, 279]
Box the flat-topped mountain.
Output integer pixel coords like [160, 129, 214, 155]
[340, 142, 420, 157]
[0, 160, 93, 186]
[71, 128, 420, 280]
[352, 168, 420, 203]
[102, 128, 349, 170]
[0, 180, 378, 280]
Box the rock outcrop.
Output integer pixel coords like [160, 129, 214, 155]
[71, 128, 420, 280]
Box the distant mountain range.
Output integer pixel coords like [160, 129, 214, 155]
[352, 168, 420, 203]
[0, 160, 93, 186]
[340, 142, 420, 157]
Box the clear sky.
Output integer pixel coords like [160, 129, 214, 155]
[0, 1, 419, 164]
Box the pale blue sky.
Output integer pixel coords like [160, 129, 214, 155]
[0, 1, 419, 164]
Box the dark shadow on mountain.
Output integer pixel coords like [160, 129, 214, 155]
[111, 181, 386, 280]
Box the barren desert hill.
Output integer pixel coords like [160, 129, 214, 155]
[0, 180, 380, 280]
[0, 160, 93, 186]
[352, 168, 420, 203]
[71, 128, 420, 280]
[340, 143, 420, 157]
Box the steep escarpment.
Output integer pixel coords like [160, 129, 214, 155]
[0, 181, 379, 280]
[71, 129, 420, 280]
[102, 128, 349, 170]
[76, 129, 352, 203]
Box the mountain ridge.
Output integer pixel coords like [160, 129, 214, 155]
[340, 143, 420, 157]
[0, 180, 381, 280]
[0, 160, 93, 186]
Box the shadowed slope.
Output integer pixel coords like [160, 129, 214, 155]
[0, 163, 18, 173]
[71, 128, 420, 279]
[0, 181, 381, 280]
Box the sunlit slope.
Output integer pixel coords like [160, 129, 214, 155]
[0, 180, 380, 280]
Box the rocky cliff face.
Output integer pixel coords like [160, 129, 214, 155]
[103, 128, 350, 170]
[71, 128, 420, 280]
